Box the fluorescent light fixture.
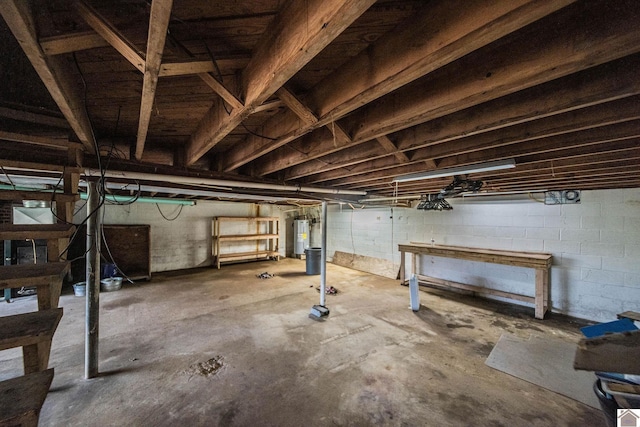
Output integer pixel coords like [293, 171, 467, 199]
[79, 193, 196, 206]
[392, 158, 516, 183]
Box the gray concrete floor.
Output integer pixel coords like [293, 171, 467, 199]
[0, 258, 603, 426]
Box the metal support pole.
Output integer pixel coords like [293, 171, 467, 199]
[85, 181, 101, 379]
[309, 201, 330, 318]
[319, 201, 327, 307]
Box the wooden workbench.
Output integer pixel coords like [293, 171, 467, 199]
[398, 243, 552, 319]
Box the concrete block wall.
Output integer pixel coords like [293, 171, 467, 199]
[327, 188, 640, 322]
[74, 200, 285, 273]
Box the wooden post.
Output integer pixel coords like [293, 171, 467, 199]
[535, 268, 549, 320]
[85, 181, 100, 379]
[399, 250, 405, 284]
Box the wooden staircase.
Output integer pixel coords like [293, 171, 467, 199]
[0, 181, 78, 425]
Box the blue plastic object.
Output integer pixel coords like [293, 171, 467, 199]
[580, 318, 637, 338]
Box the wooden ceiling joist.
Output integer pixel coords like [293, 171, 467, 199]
[0, 107, 69, 128]
[253, 1, 640, 178]
[185, 0, 376, 166]
[74, 1, 145, 73]
[39, 31, 110, 56]
[0, 0, 96, 153]
[221, 0, 576, 173]
[282, 56, 640, 181]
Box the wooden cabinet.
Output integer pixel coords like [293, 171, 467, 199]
[212, 217, 280, 269]
[68, 224, 151, 281]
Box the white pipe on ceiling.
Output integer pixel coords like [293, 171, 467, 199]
[87, 169, 367, 196]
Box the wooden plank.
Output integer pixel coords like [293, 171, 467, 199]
[39, 31, 109, 55]
[185, 0, 375, 165]
[0, 262, 70, 284]
[0, 1, 96, 153]
[535, 268, 549, 319]
[0, 308, 63, 352]
[276, 87, 318, 126]
[416, 274, 535, 304]
[135, 0, 173, 160]
[398, 243, 552, 269]
[618, 311, 640, 322]
[0, 369, 54, 427]
[74, 1, 146, 73]
[0, 224, 75, 241]
[159, 60, 215, 77]
[0, 107, 69, 128]
[217, 250, 279, 260]
[216, 234, 279, 242]
[214, 217, 280, 221]
[332, 251, 397, 279]
[377, 135, 409, 163]
[222, 0, 576, 172]
[574, 330, 640, 374]
[241, 0, 375, 107]
[197, 73, 243, 111]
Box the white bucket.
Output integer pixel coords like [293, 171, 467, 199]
[73, 282, 86, 297]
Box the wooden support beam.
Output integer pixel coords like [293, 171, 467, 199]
[377, 136, 409, 163]
[197, 73, 243, 111]
[221, 0, 576, 172]
[0, 131, 78, 150]
[185, 0, 375, 166]
[74, 1, 145, 73]
[135, 0, 173, 160]
[0, 107, 69, 128]
[276, 87, 318, 126]
[0, 1, 96, 153]
[39, 31, 109, 55]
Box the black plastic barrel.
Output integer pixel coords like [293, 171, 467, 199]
[305, 248, 322, 275]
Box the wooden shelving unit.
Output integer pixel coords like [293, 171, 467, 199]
[212, 217, 280, 269]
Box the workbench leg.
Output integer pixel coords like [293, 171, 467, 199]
[399, 251, 405, 284]
[535, 268, 549, 319]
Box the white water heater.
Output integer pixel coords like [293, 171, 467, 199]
[293, 219, 309, 256]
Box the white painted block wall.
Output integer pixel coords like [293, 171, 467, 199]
[73, 200, 285, 273]
[327, 188, 640, 322]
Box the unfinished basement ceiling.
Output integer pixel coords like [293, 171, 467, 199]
[1, 0, 639, 202]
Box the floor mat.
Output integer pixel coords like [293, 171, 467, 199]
[486, 334, 599, 408]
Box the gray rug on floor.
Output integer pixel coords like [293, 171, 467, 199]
[486, 333, 599, 408]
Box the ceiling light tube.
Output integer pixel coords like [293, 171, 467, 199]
[392, 159, 516, 183]
[79, 193, 195, 206]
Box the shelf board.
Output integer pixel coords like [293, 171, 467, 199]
[214, 216, 279, 222]
[217, 250, 280, 261]
[215, 233, 279, 241]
